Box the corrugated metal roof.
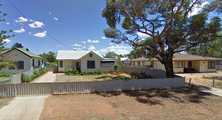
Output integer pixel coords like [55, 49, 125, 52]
[1, 48, 42, 59]
[56, 50, 104, 60]
[130, 53, 222, 62]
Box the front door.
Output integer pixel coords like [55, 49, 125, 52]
[76, 62, 79, 67]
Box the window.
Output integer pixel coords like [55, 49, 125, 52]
[151, 61, 154, 67]
[42, 60, 43, 64]
[32, 59, 34, 66]
[142, 62, 145, 66]
[9, 61, 24, 69]
[133, 62, 135, 66]
[188, 61, 192, 67]
[208, 61, 215, 69]
[175, 61, 183, 68]
[87, 61, 95, 68]
[38, 60, 40, 66]
[89, 54, 93, 57]
[138, 62, 140, 66]
[76, 62, 79, 67]
[60, 61, 63, 67]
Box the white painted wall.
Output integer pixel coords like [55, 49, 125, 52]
[80, 53, 103, 72]
[1, 50, 31, 74]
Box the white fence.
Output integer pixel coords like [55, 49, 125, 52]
[9, 68, 41, 84]
[0, 77, 185, 97]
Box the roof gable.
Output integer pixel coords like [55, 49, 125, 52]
[1, 48, 42, 59]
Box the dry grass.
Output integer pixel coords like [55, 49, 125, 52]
[39, 88, 222, 120]
[0, 97, 13, 109]
[177, 73, 222, 88]
[56, 73, 131, 82]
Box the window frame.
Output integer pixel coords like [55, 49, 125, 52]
[188, 61, 192, 67]
[89, 54, 93, 57]
[208, 61, 215, 69]
[87, 60, 95, 69]
[174, 61, 183, 68]
[9, 61, 24, 70]
[60, 61, 63, 68]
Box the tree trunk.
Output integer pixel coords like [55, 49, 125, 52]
[163, 58, 175, 78]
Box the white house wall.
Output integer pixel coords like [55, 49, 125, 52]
[1, 50, 31, 74]
[80, 53, 103, 73]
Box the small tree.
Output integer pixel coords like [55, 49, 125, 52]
[0, 2, 17, 70]
[12, 43, 24, 48]
[102, 0, 221, 78]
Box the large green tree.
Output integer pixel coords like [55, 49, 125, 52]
[39, 51, 56, 62]
[102, 0, 221, 78]
[12, 43, 24, 48]
[0, 2, 17, 70]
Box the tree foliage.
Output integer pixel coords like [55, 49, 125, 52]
[0, 2, 17, 70]
[39, 51, 56, 62]
[102, 0, 222, 78]
[12, 43, 24, 48]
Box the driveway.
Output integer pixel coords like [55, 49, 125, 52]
[31, 71, 56, 83]
[0, 96, 48, 120]
[198, 87, 222, 97]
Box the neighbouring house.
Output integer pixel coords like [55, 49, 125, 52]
[56, 50, 115, 72]
[0, 48, 44, 74]
[120, 58, 130, 66]
[130, 53, 221, 73]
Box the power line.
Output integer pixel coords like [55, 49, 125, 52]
[6, 0, 73, 50]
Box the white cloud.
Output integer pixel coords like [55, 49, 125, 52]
[88, 45, 96, 51]
[29, 21, 44, 28]
[87, 39, 92, 43]
[33, 31, 47, 38]
[6, 22, 9, 25]
[142, 38, 145, 40]
[3, 39, 11, 43]
[101, 37, 106, 39]
[14, 28, 25, 33]
[83, 46, 86, 48]
[73, 43, 81, 46]
[56, 45, 63, 47]
[81, 41, 86, 43]
[100, 48, 108, 52]
[49, 12, 51, 14]
[73, 48, 81, 50]
[110, 43, 112, 45]
[29, 32, 32, 35]
[15, 17, 28, 23]
[137, 32, 149, 37]
[53, 17, 58, 20]
[100, 45, 130, 55]
[29, 19, 33, 22]
[92, 40, 99, 43]
[188, 1, 209, 17]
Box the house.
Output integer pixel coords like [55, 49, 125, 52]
[56, 50, 115, 72]
[0, 48, 44, 74]
[120, 58, 130, 66]
[130, 53, 221, 73]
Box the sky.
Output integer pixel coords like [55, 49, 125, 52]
[1, 0, 220, 56]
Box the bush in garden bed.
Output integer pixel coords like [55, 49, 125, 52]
[130, 71, 152, 79]
[21, 67, 48, 83]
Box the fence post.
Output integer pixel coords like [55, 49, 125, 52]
[188, 78, 192, 88]
[213, 76, 214, 87]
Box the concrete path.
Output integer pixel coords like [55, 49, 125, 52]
[32, 71, 56, 83]
[198, 87, 222, 97]
[0, 96, 48, 120]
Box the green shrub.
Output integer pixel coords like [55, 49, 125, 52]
[48, 62, 57, 66]
[0, 72, 13, 77]
[130, 71, 151, 79]
[24, 67, 48, 82]
[110, 63, 124, 73]
[65, 67, 79, 76]
[117, 75, 128, 80]
[21, 73, 29, 83]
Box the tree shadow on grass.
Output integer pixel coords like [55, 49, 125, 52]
[95, 88, 213, 105]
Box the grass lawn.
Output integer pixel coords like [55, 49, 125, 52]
[0, 77, 10, 82]
[39, 88, 222, 120]
[0, 97, 13, 110]
[177, 73, 222, 89]
[56, 73, 131, 82]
